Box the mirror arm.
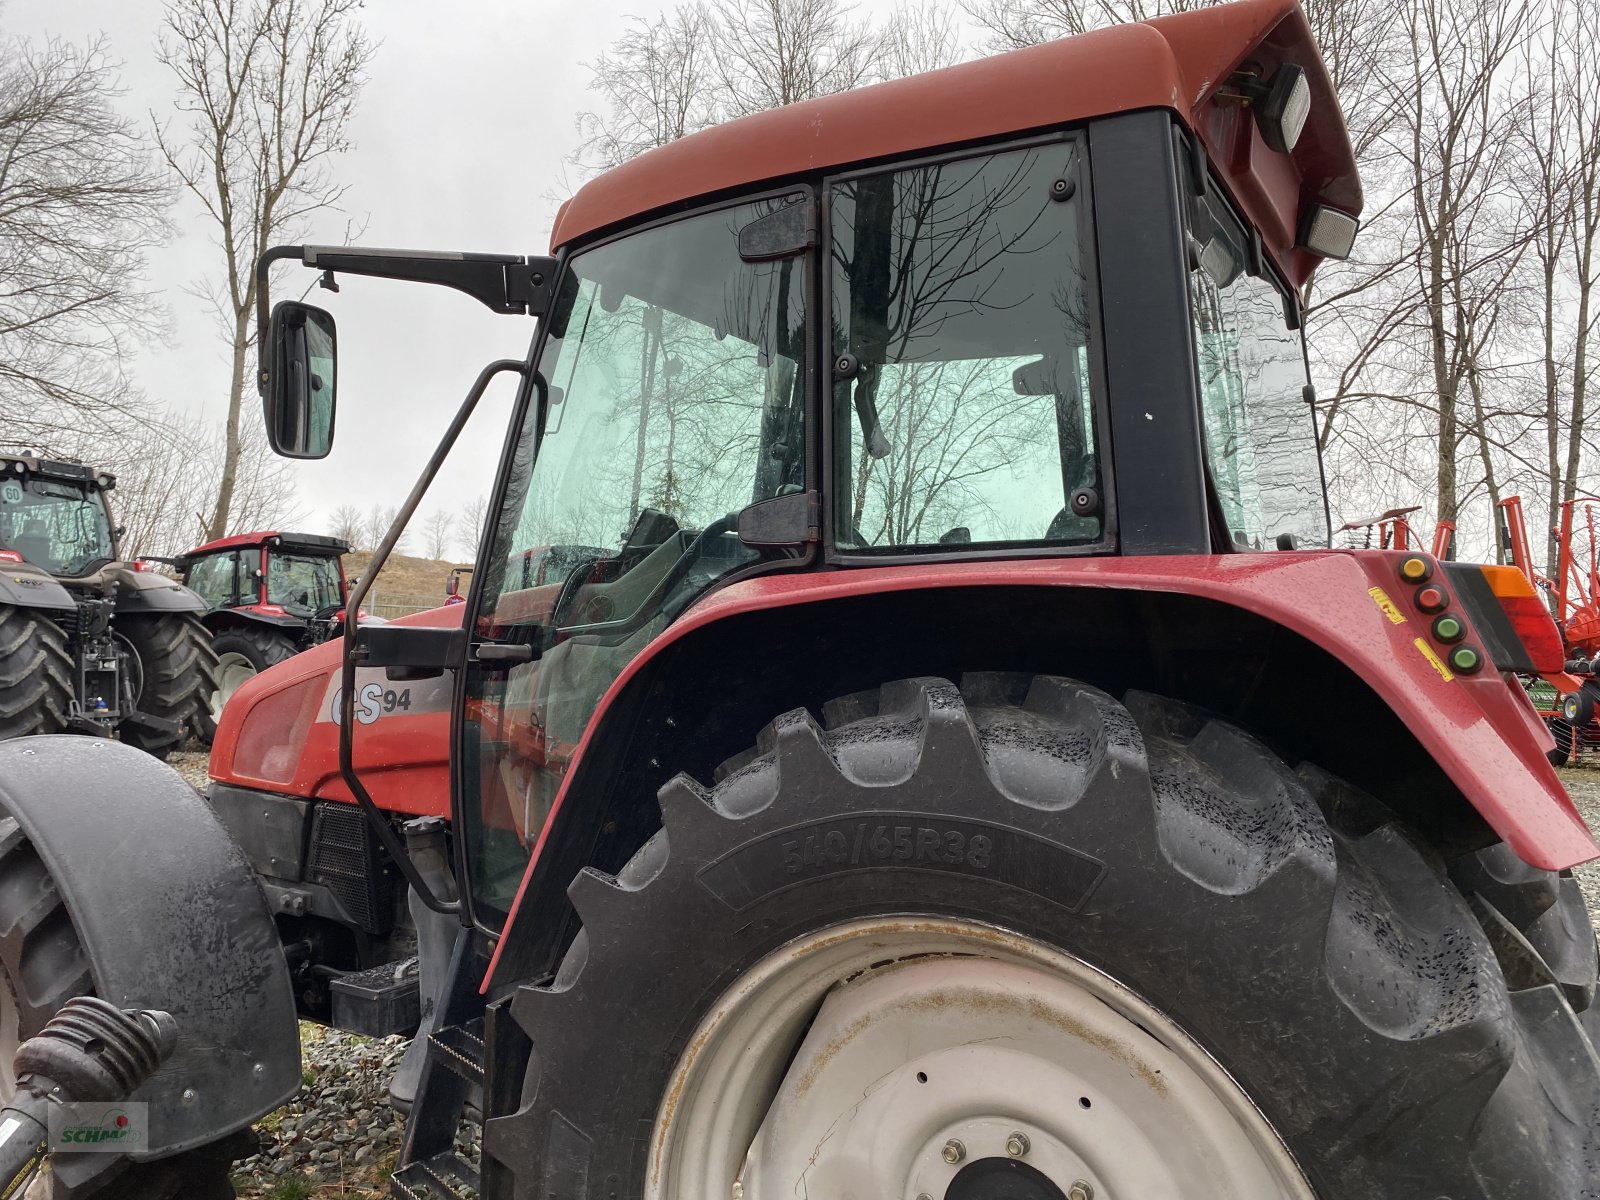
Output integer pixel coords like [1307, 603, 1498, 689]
[255, 245, 307, 396]
[337, 358, 531, 918]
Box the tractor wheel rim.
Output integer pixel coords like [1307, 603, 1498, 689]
[211, 653, 257, 723]
[647, 916, 1314, 1200]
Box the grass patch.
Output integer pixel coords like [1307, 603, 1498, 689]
[266, 1177, 315, 1200]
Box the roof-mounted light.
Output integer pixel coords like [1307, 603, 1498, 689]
[1299, 205, 1359, 261]
[1229, 64, 1310, 155]
[1258, 63, 1310, 154]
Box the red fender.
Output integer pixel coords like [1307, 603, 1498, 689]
[486, 548, 1597, 987]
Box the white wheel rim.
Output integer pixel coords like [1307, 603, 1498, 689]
[210, 653, 257, 723]
[648, 916, 1314, 1200]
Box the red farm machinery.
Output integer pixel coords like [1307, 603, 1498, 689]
[0, 4, 1593, 1199]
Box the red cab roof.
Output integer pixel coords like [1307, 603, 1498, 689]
[182, 531, 350, 558]
[551, 0, 1357, 287]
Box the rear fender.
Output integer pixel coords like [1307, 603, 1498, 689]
[0, 737, 300, 1156]
[109, 565, 208, 613]
[0, 561, 73, 611]
[483, 549, 1599, 989]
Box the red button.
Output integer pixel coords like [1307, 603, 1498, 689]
[1415, 586, 1447, 614]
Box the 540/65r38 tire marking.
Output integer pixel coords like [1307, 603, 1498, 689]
[697, 812, 1105, 912]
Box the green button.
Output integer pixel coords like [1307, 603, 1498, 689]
[1432, 615, 1465, 643]
[1448, 646, 1482, 673]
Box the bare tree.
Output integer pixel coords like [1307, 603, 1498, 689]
[94, 412, 304, 558]
[882, 3, 966, 77]
[1517, 0, 1600, 580]
[458, 495, 489, 559]
[710, 0, 880, 115]
[154, 0, 373, 541]
[577, 0, 956, 179]
[0, 34, 170, 446]
[328, 502, 363, 548]
[576, 5, 717, 171]
[421, 509, 455, 560]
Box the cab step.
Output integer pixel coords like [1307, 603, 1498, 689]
[391, 1152, 480, 1200]
[428, 1016, 486, 1088]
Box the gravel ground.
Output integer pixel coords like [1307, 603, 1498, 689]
[1555, 764, 1600, 933]
[169, 747, 1600, 1197]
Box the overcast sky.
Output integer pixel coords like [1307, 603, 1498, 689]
[5, 0, 668, 555]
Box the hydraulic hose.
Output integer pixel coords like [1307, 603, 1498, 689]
[0, 997, 178, 1198]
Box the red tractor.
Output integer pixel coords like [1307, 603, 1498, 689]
[0, 3, 1595, 1198]
[1499, 493, 1600, 759]
[168, 530, 357, 721]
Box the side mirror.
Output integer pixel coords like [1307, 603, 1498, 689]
[263, 301, 337, 458]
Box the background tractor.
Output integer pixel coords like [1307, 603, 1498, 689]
[0, 452, 217, 758]
[165, 529, 357, 722]
[0, 3, 1596, 1199]
[1497, 494, 1600, 762]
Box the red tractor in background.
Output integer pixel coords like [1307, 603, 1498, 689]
[166, 530, 360, 722]
[0, 4, 1595, 1199]
[1499, 493, 1600, 760]
[1337, 504, 1455, 559]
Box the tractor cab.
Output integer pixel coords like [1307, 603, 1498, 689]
[241, 1, 1599, 1196]
[173, 530, 353, 722]
[0, 456, 120, 579]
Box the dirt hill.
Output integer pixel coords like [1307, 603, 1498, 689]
[343, 550, 469, 618]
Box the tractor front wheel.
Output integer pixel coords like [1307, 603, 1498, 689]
[117, 613, 220, 759]
[491, 674, 1600, 1199]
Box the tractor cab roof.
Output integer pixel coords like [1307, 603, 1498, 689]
[551, 0, 1357, 288]
[182, 530, 351, 561]
[0, 454, 115, 492]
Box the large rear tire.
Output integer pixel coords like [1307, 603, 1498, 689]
[488, 674, 1600, 1199]
[0, 606, 70, 742]
[205, 625, 298, 734]
[116, 613, 219, 760]
[0, 814, 242, 1199]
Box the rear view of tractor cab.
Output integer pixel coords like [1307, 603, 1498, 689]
[0, 453, 217, 756]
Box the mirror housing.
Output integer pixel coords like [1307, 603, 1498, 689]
[354, 622, 467, 681]
[263, 301, 337, 458]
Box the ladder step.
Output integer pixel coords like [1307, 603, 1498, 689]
[428, 1016, 486, 1087]
[391, 1152, 481, 1200]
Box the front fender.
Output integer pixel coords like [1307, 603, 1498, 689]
[0, 737, 300, 1156]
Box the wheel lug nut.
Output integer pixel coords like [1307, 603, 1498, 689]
[1006, 1131, 1030, 1157]
[1067, 1182, 1094, 1200]
[941, 1138, 966, 1164]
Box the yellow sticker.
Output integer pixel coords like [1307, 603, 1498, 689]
[1413, 637, 1455, 683]
[1368, 586, 1407, 625]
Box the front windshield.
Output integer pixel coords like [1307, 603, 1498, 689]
[464, 195, 808, 923]
[266, 553, 343, 614]
[0, 475, 115, 576]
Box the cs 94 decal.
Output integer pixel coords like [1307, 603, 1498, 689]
[317, 669, 453, 725]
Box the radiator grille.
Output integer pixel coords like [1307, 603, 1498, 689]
[307, 802, 395, 935]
